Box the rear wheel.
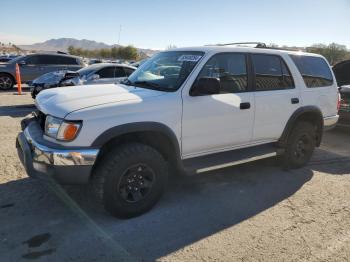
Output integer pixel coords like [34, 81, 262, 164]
[0, 73, 14, 90]
[92, 143, 168, 218]
[280, 121, 316, 169]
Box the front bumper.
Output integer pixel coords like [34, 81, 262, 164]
[16, 119, 99, 184]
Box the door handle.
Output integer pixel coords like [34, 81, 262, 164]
[291, 98, 299, 104]
[240, 102, 251, 110]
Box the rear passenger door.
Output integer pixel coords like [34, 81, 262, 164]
[55, 56, 82, 71]
[252, 54, 300, 142]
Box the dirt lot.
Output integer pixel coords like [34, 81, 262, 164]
[0, 90, 350, 262]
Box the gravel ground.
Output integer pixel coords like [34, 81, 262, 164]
[0, 90, 349, 262]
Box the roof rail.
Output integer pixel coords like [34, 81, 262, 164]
[213, 42, 267, 48]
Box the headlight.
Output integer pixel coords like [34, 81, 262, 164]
[45, 115, 82, 141]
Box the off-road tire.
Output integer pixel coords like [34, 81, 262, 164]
[92, 143, 168, 218]
[280, 121, 316, 169]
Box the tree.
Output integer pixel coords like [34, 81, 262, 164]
[68, 46, 76, 55]
[307, 43, 348, 65]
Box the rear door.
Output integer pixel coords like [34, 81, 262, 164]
[20, 55, 43, 81]
[290, 55, 338, 118]
[55, 56, 82, 71]
[252, 53, 300, 142]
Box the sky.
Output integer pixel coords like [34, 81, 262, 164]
[1, 0, 350, 50]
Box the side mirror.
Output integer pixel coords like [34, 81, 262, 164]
[190, 77, 220, 96]
[18, 60, 26, 66]
[91, 74, 100, 80]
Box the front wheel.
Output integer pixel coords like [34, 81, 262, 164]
[280, 121, 316, 169]
[92, 143, 168, 218]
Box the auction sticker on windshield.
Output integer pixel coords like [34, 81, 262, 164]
[178, 55, 202, 62]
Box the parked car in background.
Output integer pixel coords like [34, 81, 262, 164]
[338, 86, 350, 128]
[130, 58, 148, 68]
[0, 56, 13, 63]
[88, 59, 103, 65]
[30, 63, 136, 98]
[332, 60, 350, 128]
[0, 53, 85, 90]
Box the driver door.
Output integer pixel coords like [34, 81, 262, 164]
[19, 55, 46, 82]
[181, 53, 254, 158]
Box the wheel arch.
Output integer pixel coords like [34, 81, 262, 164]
[279, 106, 324, 147]
[91, 122, 183, 171]
[0, 72, 16, 83]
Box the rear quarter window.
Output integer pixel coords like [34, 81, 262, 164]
[57, 56, 79, 65]
[290, 55, 333, 88]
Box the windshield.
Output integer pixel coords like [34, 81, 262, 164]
[77, 67, 97, 78]
[8, 55, 25, 64]
[125, 51, 204, 91]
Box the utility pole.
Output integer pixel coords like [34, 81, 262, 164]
[117, 25, 122, 46]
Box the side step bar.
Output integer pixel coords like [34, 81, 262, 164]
[183, 143, 283, 174]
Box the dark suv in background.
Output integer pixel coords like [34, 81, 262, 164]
[0, 53, 85, 90]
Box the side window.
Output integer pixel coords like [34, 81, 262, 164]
[124, 67, 135, 76]
[57, 56, 79, 65]
[96, 67, 115, 78]
[35, 55, 59, 65]
[195, 53, 248, 94]
[25, 55, 39, 65]
[114, 67, 126, 77]
[252, 54, 295, 91]
[290, 55, 333, 88]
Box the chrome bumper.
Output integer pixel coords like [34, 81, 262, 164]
[23, 127, 99, 166]
[324, 115, 339, 130]
[16, 120, 99, 184]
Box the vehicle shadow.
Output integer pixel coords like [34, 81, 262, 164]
[0, 104, 35, 117]
[0, 149, 349, 261]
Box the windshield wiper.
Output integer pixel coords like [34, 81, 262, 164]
[133, 81, 160, 88]
[121, 79, 132, 85]
[122, 79, 169, 91]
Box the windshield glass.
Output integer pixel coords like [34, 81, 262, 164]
[126, 51, 204, 91]
[77, 66, 97, 78]
[9, 55, 25, 64]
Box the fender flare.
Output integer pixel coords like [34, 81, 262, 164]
[279, 106, 324, 146]
[91, 121, 182, 166]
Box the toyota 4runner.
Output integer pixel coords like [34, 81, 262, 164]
[16, 44, 340, 218]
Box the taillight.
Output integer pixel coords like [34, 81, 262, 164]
[337, 93, 341, 112]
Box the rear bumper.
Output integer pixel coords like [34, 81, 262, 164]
[324, 115, 339, 130]
[16, 119, 99, 184]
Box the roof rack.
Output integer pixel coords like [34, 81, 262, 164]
[213, 42, 267, 48]
[208, 42, 302, 52]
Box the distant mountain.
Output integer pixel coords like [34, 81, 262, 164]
[19, 38, 158, 56]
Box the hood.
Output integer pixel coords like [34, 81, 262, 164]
[35, 84, 166, 118]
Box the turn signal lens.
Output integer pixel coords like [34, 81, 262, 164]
[57, 122, 81, 141]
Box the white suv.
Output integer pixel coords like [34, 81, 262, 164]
[17, 44, 339, 218]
